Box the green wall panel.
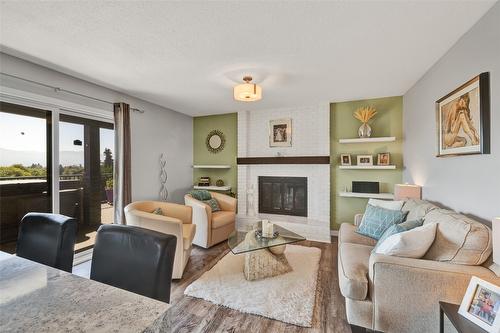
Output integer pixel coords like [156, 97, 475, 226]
[330, 96, 403, 230]
[193, 113, 237, 194]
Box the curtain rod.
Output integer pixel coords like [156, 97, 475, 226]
[0, 72, 145, 113]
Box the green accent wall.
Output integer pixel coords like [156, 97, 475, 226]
[330, 96, 403, 230]
[193, 113, 237, 194]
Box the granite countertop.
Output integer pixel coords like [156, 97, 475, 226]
[0, 252, 169, 332]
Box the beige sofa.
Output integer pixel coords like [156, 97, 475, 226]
[338, 199, 499, 333]
[124, 201, 194, 279]
[184, 191, 237, 248]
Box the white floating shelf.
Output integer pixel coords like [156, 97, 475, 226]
[338, 137, 396, 144]
[192, 165, 231, 169]
[339, 192, 394, 200]
[193, 185, 231, 191]
[339, 165, 396, 170]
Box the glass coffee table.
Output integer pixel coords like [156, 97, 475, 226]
[228, 221, 305, 281]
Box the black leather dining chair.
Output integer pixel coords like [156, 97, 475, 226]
[16, 212, 77, 272]
[90, 224, 177, 303]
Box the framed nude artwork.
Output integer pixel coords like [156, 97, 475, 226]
[436, 72, 490, 157]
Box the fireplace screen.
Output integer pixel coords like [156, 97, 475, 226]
[258, 176, 307, 217]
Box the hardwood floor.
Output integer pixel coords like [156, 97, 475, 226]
[165, 237, 353, 333]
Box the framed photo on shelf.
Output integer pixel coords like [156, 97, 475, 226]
[377, 153, 390, 166]
[458, 276, 500, 332]
[357, 155, 373, 166]
[269, 118, 292, 147]
[436, 72, 490, 157]
[340, 154, 351, 166]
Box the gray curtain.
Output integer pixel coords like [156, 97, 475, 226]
[113, 102, 132, 224]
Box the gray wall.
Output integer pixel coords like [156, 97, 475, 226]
[0, 52, 193, 203]
[403, 3, 499, 222]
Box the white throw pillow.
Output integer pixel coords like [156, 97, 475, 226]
[374, 223, 437, 258]
[368, 198, 405, 211]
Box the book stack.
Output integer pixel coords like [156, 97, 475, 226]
[198, 176, 210, 187]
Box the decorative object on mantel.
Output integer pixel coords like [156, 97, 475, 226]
[394, 184, 422, 200]
[491, 218, 500, 277]
[216, 179, 225, 187]
[377, 152, 390, 166]
[340, 154, 352, 166]
[159, 153, 168, 201]
[354, 106, 377, 138]
[233, 76, 262, 102]
[206, 129, 226, 154]
[357, 155, 373, 166]
[269, 118, 292, 147]
[436, 72, 490, 157]
[458, 276, 500, 332]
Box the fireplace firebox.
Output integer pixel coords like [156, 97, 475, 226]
[258, 176, 307, 217]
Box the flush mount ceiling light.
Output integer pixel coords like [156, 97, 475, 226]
[233, 76, 262, 102]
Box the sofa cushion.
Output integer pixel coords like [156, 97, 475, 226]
[339, 223, 377, 247]
[374, 223, 437, 258]
[358, 204, 408, 240]
[402, 199, 438, 221]
[423, 209, 492, 265]
[203, 198, 221, 212]
[182, 224, 196, 250]
[338, 242, 372, 301]
[368, 198, 405, 211]
[212, 211, 235, 229]
[373, 219, 423, 252]
[189, 190, 212, 201]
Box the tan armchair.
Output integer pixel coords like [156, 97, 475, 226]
[184, 191, 237, 248]
[124, 201, 194, 279]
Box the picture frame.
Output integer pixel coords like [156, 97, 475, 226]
[340, 154, 351, 166]
[357, 155, 373, 166]
[458, 276, 500, 333]
[377, 152, 390, 166]
[269, 118, 292, 147]
[436, 72, 490, 157]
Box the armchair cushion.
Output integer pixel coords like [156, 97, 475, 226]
[182, 224, 196, 250]
[212, 211, 236, 229]
[338, 242, 372, 301]
[190, 190, 212, 201]
[203, 198, 221, 212]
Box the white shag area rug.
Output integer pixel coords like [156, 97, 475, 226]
[184, 245, 321, 327]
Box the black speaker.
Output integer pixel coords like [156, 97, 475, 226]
[352, 181, 379, 194]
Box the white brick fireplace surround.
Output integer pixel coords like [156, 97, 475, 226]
[237, 104, 331, 243]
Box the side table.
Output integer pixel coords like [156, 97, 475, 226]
[440, 301, 488, 333]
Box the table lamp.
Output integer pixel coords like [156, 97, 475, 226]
[492, 218, 500, 276]
[394, 184, 422, 200]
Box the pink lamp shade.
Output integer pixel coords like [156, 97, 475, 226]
[493, 218, 500, 266]
[394, 184, 422, 200]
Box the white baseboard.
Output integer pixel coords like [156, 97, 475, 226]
[330, 230, 339, 237]
[73, 248, 93, 266]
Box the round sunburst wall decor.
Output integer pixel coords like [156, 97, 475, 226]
[206, 129, 226, 154]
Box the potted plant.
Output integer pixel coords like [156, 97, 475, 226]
[105, 178, 113, 205]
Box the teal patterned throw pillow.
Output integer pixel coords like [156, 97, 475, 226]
[357, 204, 408, 240]
[190, 190, 212, 201]
[203, 198, 221, 212]
[373, 219, 423, 252]
[151, 208, 164, 215]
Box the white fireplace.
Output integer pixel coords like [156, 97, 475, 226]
[236, 104, 331, 243]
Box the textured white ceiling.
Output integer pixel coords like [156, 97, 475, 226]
[0, 1, 495, 116]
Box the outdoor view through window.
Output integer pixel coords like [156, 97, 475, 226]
[0, 102, 114, 253]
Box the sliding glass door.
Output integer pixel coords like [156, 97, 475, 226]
[59, 114, 114, 252]
[0, 101, 113, 254]
[0, 102, 52, 253]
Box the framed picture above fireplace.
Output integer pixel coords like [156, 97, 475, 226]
[269, 118, 292, 147]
